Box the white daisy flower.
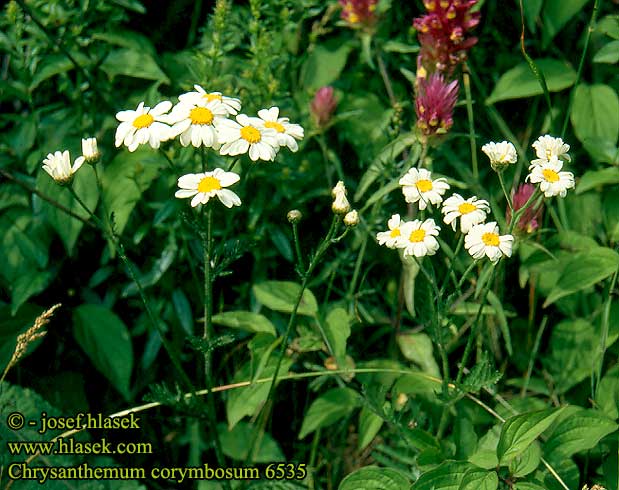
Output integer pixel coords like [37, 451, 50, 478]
[174, 169, 241, 208]
[81, 137, 100, 163]
[399, 168, 450, 210]
[481, 141, 517, 171]
[441, 194, 490, 234]
[465, 222, 513, 263]
[42, 150, 85, 184]
[257, 107, 304, 152]
[115, 101, 172, 152]
[217, 114, 279, 162]
[531, 134, 571, 165]
[526, 155, 575, 198]
[179, 85, 241, 116]
[377, 214, 405, 248]
[331, 180, 350, 214]
[167, 98, 229, 148]
[397, 218, 441, 258]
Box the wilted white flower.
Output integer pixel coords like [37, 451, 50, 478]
[526, 155, 575, 198]
[115, 101, 172, 152]
[397, 218, 441, 258]
[42, 150, 85, 185]
[441, 194, 490, 233]
[465, 222, 513, 263]
[531, 134, 571, 165]
[217, 114, 279, 161]
[167, 98, 229, 148]
[257, 107, 304, 152]
[481, 140, 517, 171]
[81, 137, 100, 163]
[175, 169, 241, 208]
[344, 210, 359, 227]
[331, 181, 350, 214]
[377, 214, 405, 249]
[399, 168, 450, 210]
[179, 85, 241, 116]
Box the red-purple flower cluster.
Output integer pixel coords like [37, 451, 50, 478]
[339, 0, 378, 27]
[507, 184, 543, 234]
[415, 74, 459, 137]
[413, 0, 480, 75]
[310, 86, 338, 128]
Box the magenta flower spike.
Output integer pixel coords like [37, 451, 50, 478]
[415, 73, 459, 138]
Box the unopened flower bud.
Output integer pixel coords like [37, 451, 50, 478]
[81, 137, 100, 164]
[481, 140, 517, 172]
[287, 209, 303, 223]
[331, 181, 350, 214]
[310, 86, 337, 128]
[344, 210, 359, 227]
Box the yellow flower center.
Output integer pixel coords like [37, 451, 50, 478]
[197, 176, 222, 193]
[416, 179, 433, 192]
[542, 168, 560, 182]
[190, 107, 214, 125]
[458, 202, 477, 215]
[133, 113, 154, 129]
[482, 232, 500, 247]
[203, 93, 223, 102]
[409, 229, 426, 243]
[545, 149, 553, 159]
[240, 125, 261, 144]
[264, 121, 285, 133]
[390, 228, 401, 238]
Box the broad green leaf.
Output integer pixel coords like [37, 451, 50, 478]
[172, 288, 193, 335]
[458, 468, 498, 490]
[523, 0, 543, 33]
[11, 270, 54, 315]
[37, 164, 99, 255]
[412, 461, 473, 490]
[121, 238, 177, 296]
[108, 0, 146, 13]
[73, 304, 133, 400]
[339, 467, 410, 490]
[509, 442, 541, 477]
[101, 48, 169, 83]
[544, 409, 618, 458]
[253, 281, 318, 317]
[212, 311, 276, 335]
[102, 148, 162, 239]
[571, 84, 619, 145]
[514, 483, 546, 490]
[92, 30, 155, 55]
[301, 40, 352, 90]
[596, 365, 619, 419]
[597, 14, 619, 39]
[358, 406, 384, 451]
[545, 319, 596, 393]
[396, 332, 439, 376]
[217, 422, 284, 463]
[30, 52, 91, 90]
[226, 357, 293, 429]
[338, 93, 392, 155]
[594, 40, 619, 64]
[323, 307, 351, 365]
[542, 0, 591, 47]
[486, 59, 576, 105]
[383, 40, 419, 53]
[469, 425, 500, 469]
[497, 407, 564, 464]
[543, 456, 581, 490]
[583, 138, 619, 164]
[0, 303, 41, 373]
[577, 167, 619, 194]
[544, 247, 619, 307]
[298, 387, 361, 439]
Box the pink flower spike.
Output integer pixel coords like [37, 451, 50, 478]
[415, 73, 459, 138]
[310, 87, 338, 128]
[507, 184, 543, 234]
[339, 0, 378, 28]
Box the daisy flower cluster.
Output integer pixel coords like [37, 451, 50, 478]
[377, 167, 513, 263]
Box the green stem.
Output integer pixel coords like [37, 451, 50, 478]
[497, 172, 513, 214]
[439, 234, 464, 296]
[203, 206, 214, 378]
[463, 69, 479, 181]
[317, 134, 344, 183]
[292, 221, 306, 273]
[594, 260, 618, 397]
[521, 316, 548, 397]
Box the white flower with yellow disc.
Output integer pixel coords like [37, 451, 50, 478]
[399, 168, 450, 210]
[377, 214, 405, 248]
[179, 85, 241, 116]
[397, 218, 441, 258]
[526, 155, 575, 197]
[464, 222, 513, 263]
[217, 114, 279, 161]
[167, 99, 229, 148]
[441, 194, 490, 233]
[42, 150, 85, 184]
[115, 101, 172, 152]
[531, 134, 571, 166]
[257, 107, 304, 152]
[175, 169, 241, 208]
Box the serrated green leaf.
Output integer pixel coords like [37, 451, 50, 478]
[339, 467, 410, 490]
[253, 281, 318, 317]
[358, 406, 384, 451]
[412, 461, 473, 490]
[544, 247, 619, 307]
[544, 409, 618, 457]
[73, 304, 133, 400]
[212, 311, 276, 335]
[486, 59, 576, 104]
[497, 407, 564, 464]
[596, 365, 619, 419]
[509, 442, 541, 477]
[298, 387, 361, 439]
